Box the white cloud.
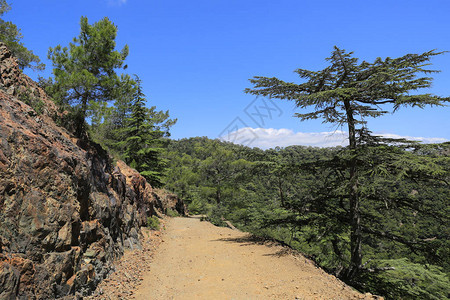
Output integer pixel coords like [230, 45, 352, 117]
[219, 127, 447, 149]
[107, 0, 127, 6]
[373, 133, 447, 144]
[220, 128, 348, 148]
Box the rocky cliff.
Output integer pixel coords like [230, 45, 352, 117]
[0, 43, 186, 299]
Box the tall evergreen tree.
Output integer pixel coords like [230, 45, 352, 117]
[88, 74, 135, 154]
[118, 75, 175, 187]
[245, 47, 449, 279]
[0, 0, 44, 70]
[48, 16, 129, 137]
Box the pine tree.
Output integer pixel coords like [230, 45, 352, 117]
[0, 0, 44, 70]
[245, 47, 449, 279]
[118, 75, 175, 187]
[48, 16, 129, 137]
[88, 74, 136, 154]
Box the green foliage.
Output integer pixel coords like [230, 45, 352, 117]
[245, 47, 448, 126]
[0, 0, 44, 70]
[48, 16, 129, 136]
[165, 208, 179, 218]
[246, 47, 449, 281]
[17, 87, 45, 115]
[44, 17, 176, 190]
[359, 258, 450, 300]
[164, 137, 450, 300]
[86, 74, 176, 187]
[187, 197, 211, 215]
[87, 74, 134, 155]
[147, 216, 160, 230]
[208, 206, 228, 227]
[112, 75, 176, 187]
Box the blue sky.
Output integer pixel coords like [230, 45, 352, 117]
[8, 0, 450, 147]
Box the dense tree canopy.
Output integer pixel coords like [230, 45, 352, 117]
[164, 137, 450, 299]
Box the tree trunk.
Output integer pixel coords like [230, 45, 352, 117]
[343, 99, 362, 280]
[76, 95, 88, 138]
[216, 187, 221, 204]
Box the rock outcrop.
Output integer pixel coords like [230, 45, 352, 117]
[0, 43, 185, 299]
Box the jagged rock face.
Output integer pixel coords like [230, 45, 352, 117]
[117, 161, 187, 220]
[0, 43, 185, 299]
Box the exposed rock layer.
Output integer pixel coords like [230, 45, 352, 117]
[0, 43, 185, 299]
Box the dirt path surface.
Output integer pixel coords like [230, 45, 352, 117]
[134, 217, 378, 300]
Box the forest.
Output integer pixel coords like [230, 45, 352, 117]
[164, 137, 449, 299]
[1, 1, 449, 298]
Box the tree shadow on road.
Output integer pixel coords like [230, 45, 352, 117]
[212, 235, 295, 257]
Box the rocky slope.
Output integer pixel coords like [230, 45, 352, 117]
[0, 43, 186, 299]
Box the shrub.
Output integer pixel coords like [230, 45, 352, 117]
[147, 216, 160, 230]
[358, 258, 450, 300]
[165, 208, 179, 217]
[208, 206, 227, 227]
[18, 88, 44, 115]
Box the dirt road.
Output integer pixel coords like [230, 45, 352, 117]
[133, 217, 376, 300]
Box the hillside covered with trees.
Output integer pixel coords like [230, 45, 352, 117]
[164, 137, 449, 299]
[163, 44, 450, 300]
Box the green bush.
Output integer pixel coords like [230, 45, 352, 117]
[208, 206, 227, 227]
[147, 216, 160, 230]
[359, 258, 450, 300]
[187, 197, 209, 215]
[165, 208, 179, 217]
[18, 88, 45, 115]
